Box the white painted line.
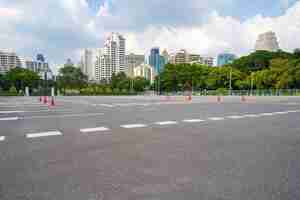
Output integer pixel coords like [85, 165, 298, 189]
[227, 115, 245, 119]
[208, 117, 225, 121]
[23, 113, 104, 120]
[273, 111, 289, 115]
[120, 124, 148, 129]
[99, 104, 114, 107]
[0, 111, 24, 114]
[0, 136, 5, 141]
[259, 113, 274, 116]
[26, 131, 62, 138]
[183, 119, 205, 123]
[80, 127, 110, 133]
[287, 110, 298, 113]
[155, 121, 178, 125]
[243, 114, 260, 118]
[0, 117, 19, 121]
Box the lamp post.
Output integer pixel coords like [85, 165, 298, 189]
[229, 67, 232, 96]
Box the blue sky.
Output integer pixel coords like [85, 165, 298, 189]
[0, 0, 299, 72]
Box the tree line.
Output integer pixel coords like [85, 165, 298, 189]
[1, 49, 299, 96]
[158, 49, 300, 93]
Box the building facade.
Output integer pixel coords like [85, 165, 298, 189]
[93, 33, 126, 82]
[133, 63, 155, 83]
[170, 49, 189, 64]
[0, 49, 22, 74]
[25, 54, 53, 80]
[161, 49, 170, 65]
[126, 53, 145, 77]
[217, 53, 236, 66]
[255, 31, 280, 52]
[149, 47, 161, 74]
[80, 48, 97, 81]
[201, 57, 214, 67]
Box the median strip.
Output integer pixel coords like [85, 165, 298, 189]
[26, 131, 62, 138]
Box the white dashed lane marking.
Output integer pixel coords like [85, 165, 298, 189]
[182, 119, 205, 123]
[0, 111, 24, 114]
[26, 131, 62, 138]
[242, 114, 260, 118]
[259, 113, 274, 116]
[208, 117, 225, 121]
[0, 136, 5, 141]
[227, 115, 245, 119]
[80, 127, 110, 133]
[155, 121, 178, 125]
[0, 117, 19, 121]
[120, 124, 148, 129]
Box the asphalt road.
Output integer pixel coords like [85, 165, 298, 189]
[0, 96, 300, 200]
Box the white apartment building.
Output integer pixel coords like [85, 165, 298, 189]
[94, 33, 126, 81]
[80, 48, 97, 81]
[201, 56, 214, 67]
[126, 53, 145, 77]
[255, 31, 280, 52]
[133, 63, 155, 83]
[0, 49, 22, 74]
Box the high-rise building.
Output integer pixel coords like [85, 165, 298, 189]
[217, 53, 236, 66]
[189, 54, 201, 63]
[201, 57, 214, 67]
[149, 47, 161, 73]
[25, 54, 52, 80]
[94, 33, 126, 81]
[170, 49, 189, 64]
[36, 54, 45, 62]
[133, 63, 155, 83]
[126, 53, 145, 77]
[161, 49, 169, 64]
[0, 49, 22, 74]
[255, 31, 280, 52]
[80, 48, 97, 81]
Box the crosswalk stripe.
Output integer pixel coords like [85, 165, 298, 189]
[26, 131, 62, 138]
[80, 127, 110, 133]
[0, 136, 5, 141]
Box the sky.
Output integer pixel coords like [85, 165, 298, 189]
[0, 0, 300, 73]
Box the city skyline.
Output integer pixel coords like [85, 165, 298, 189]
[0, 0, 299, 70]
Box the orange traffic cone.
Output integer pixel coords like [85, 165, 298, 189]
[241, 96, 246, 102]
[50, 96, 55, 106]
[43, 96, 48, 104]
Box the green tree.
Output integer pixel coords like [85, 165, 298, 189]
[57, 65, 87, 94]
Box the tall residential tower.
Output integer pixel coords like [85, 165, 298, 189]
[255, 31, 280, 52]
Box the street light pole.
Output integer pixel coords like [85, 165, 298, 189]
[229, 67, 232, 96]
[250, 72, 254, 96]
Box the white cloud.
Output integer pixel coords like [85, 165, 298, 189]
[0, 7, 21, 18]
[125, 1, 300, 57]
